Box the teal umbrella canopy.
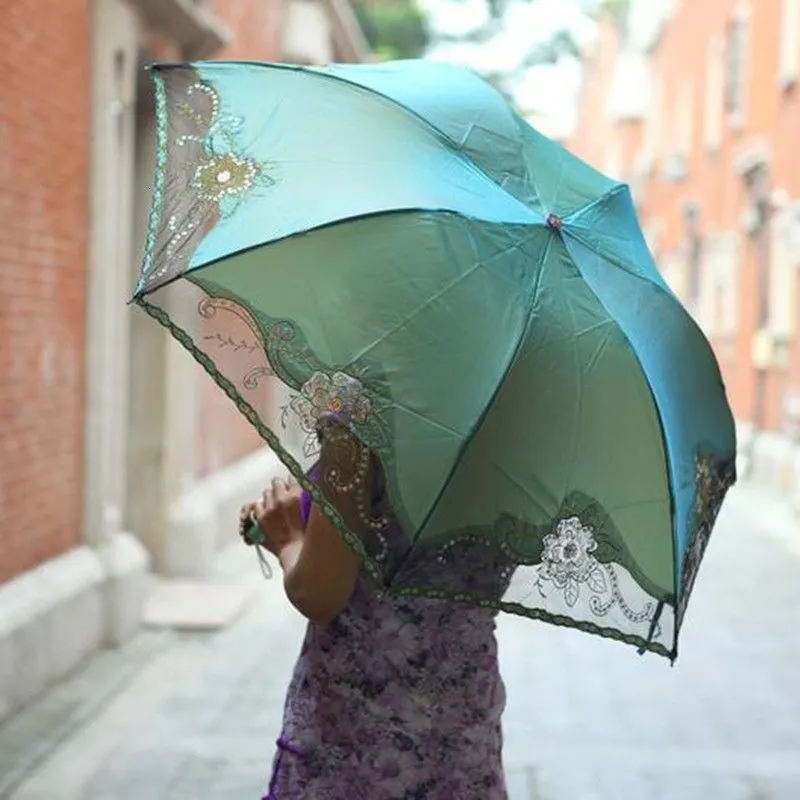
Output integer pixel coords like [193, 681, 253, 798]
[133, 60, 736, 661]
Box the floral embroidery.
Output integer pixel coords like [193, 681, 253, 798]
[676, 451, 736, 628]
[537, 516, 605, 608]
[535, 514, 659, 630]
[190, 151, 262, 206]
[198, 296, 265, 352]
[695, 452, 721, 522]
[141, 78, 277, 289]
[288, 371, 373, 457]
[174, 81, 275, 216]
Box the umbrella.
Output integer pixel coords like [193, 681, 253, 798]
[132, 60, 736, 662]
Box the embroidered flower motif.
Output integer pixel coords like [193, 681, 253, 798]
[537, 516, 606, 607]
[288, 371, 372, 457]
[677, 451, 735, 627]
[191, 151, 260, 204]
[175, 83, 275, 219]
[693, 453, 718, 524]
[146, 79, 277, 285]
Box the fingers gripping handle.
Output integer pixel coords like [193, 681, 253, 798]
[242, 513, 272, 579]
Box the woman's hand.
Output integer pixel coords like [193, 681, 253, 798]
[239, 477, 304, 558]
[237, 424, 373, 626]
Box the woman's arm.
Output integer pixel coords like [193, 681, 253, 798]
[250, 420, 372, 625]
[285, 421, 373, 623]
[279, 503, 360, 625]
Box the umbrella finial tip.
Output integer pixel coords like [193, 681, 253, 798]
[546, 213, 563, 233]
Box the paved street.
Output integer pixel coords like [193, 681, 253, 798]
[1, 483, 799, 800]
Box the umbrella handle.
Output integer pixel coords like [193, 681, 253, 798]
[242, 516, 272, 579]
[243, 517, 266, 546]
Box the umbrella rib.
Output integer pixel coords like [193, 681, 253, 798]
[606, 497, 671, 513]
[566, 182, 626, 220]
[541, 146, 568, 220]
[342, 263, 484, 369]
[383, 235, 553, 584]
[561, 232, 683, 631]
[381, 399, 465, 440]
[565, 292, 585, 497]
[563, 185, 665, 288]
[139, 208, 539, 301]
[408, 233, 555, 541]
[488, 460, 560, 520]
[342, 231, 537, 372]
[563, 226, 667, 292]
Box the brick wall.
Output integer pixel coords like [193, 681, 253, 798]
[214, 0, 286, 60]
[0, 0, 91, 582]
[0, 0, 334, 581]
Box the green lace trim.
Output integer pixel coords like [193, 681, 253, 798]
[675, 445, 736, 635]
[414, 493, 672, 604]
[137, 71, 168, 294]
[190, 276, 411, 525]
[192, 276, 396, 448]
[134, 297, 383, 585]
[394, 587, 674, 660]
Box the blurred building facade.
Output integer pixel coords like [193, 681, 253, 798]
[571, 0, 800, 493]
[0, 0, 367, 724]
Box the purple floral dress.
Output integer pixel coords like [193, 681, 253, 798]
[263, 472, 509, 800]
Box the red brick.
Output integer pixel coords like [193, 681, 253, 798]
[0, 0, 90, 584]
[2, 0, 302, 583]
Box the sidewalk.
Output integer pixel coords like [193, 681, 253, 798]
[1, 482, 799, 800]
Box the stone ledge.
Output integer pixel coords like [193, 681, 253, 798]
[0, 534, 150, 726]
[98, 532, 152, 647]
[164, 447, 286, 578]
[133, 0, 231, 59]
[143, 575, 258, 631]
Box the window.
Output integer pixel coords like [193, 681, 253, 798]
[643, 220, 663, 257]
[604, 136, 622, 182]
[769, 203, 800, 339]
[780, 0, 800, 88]
[725, 7, 749, 124]
[683, 203, 702, 305]
[701, 234, 740, 338]
[705, 35, 724, 152]
[659, 252, 687, 300]
[662, 78, 693, 182]
[636, 74, 661, 175]
[678, 77, 695, 158]
[662, 153, 688, 183]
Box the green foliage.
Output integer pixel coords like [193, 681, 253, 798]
[349, 0, 614, 102]
[351, 0, 431, 60]
[593, 0, 631, 35]
[447, 0, 628, 29]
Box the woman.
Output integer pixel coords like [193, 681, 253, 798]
[240, 415, 508, 800]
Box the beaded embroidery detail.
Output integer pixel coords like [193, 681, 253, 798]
[289, 372, 373, 458]
[139, 77, 277, 291]
[676, 450, 735, 629]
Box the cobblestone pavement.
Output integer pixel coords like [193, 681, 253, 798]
[2, 484, 799, 800]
